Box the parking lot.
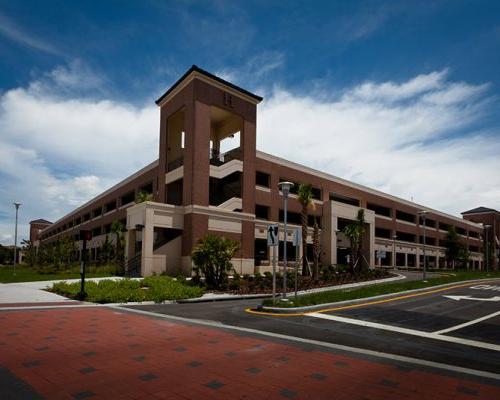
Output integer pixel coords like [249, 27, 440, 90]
[306, 280, 500, 351]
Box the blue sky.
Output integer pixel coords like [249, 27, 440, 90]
[0, 0, 500, 244]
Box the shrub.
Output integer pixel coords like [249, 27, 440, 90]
[49, 276, 204, 303]
[191, 234, 239, 290]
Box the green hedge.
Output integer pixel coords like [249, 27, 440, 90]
[49, 276, 204, 303]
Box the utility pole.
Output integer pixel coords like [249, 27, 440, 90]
[418, 211, 428, 281]
[13, 202, 21, 276]
[278, 182, 294, 299]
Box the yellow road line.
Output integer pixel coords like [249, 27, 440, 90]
[244, 279, 499, 318]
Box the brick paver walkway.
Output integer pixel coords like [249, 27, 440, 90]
[0, 306, 499, 399]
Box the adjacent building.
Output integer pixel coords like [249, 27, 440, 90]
[33, 66, 490, 276]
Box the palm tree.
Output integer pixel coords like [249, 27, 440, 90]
[343, 209, 366, 273]
[312, 218, 321, 281]
[111, 220, 125, 271]
[297, 183, 314, 276]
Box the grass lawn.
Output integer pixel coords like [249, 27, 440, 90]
[0, 265, 114, 283]
[262, 270, 500, 308]
[48, 276, 204, 303]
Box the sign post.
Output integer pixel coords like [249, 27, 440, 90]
[293, 228, 302, 299]
[78, 230, 92, 300]
[267, 224, 279, 305]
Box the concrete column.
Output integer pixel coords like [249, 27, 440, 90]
[404, 253, 408, 268]
[125, 229, 136, 261]
[141, 208, 155, 276]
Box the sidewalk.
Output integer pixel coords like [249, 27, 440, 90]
[0, 277, 123, 305]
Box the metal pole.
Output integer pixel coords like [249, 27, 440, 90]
[272, 246, 277, 306]
[13, 203, 20, 276]
[283, 193, 288, 299]
[485, 227, 489, 273]
[295, 244, 299, 299]
[423, 215, 427, 281]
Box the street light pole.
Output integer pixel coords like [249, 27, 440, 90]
[484, 224, 491, 273]
[278, 182, 294, 299]
[418, 211, 428, 281]
[392, 234, 397, 269]
[13, 202, 21, 276]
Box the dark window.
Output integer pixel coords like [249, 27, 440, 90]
[456, 227, 466, 235]
[396, 210, 416, 223]
[75, 217, 81, 225]
[166, 179, 183, 205]
[439, 222, 451, 231]
[83, 213, 91, 222]
[92, 207, 102, 218]
[139, 182, 153, 194]
[419, 235, 436, 245]
[469, 245, 479, 252]
[92, 227, 101, 236]
[375, 228, 392, 239]
[396, 231, 416, 243]
[256, 171, 270, 187]
[311, 187, 321, 200]
[419, 216, 436, 228]
[254, 239, 268, 264]
[121, 191, 135, 206]
[367, 202, 392, 217]
[279, 210, 302, 225]
[469, 231, 479, 238]
[308, 215, 321, 228]
[104, 224, 112, 234]
[255, 205, 269, 220]
[329, 193, 360, 207]
[104, 200, 116, 213]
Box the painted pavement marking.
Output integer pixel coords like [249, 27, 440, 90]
[306, 312, 500, 353]
[433, 310, 500, 335]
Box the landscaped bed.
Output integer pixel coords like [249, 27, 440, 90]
[261, 270, 500, 308]
[225, 267, 391, 294]
[48, 276, 204, 303]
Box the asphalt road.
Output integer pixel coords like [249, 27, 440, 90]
[127, 276, 500, 376]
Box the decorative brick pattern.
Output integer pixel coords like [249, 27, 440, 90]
[0, 306, 498, 400]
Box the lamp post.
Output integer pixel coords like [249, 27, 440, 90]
[418, 210, 428, 281]
[13, 202, 21, 276]
[278, 181, 294, 299]
[392, 234, 397, 269]
[484, 224, 491, 273]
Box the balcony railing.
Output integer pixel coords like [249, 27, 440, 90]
[209, 148, 242, 166]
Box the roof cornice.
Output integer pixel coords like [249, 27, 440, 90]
[155, 65, 263, 107]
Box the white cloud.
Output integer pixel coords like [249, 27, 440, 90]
[0, 63, 159, 244]
[1, 64, 498, 245]
[257, 72, 500, 216]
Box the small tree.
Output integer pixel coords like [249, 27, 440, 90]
[111, 220, 125, 271]
[21, 239, 37, 268]
[343, 209, 367, 273]
[442, 227, 464, 269]
[297, 183, 314, 276]
[191, 234, 239, 290]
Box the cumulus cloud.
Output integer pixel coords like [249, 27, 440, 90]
[0, 63, 498, 245]
[0, 63, 159, 244]
[257, 72, 500, 216]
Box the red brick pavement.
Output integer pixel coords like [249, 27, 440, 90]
[0, 306, 499, 399]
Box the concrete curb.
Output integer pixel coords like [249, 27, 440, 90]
[175, 272, 405, 304]
[258, 277, 499, 314]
